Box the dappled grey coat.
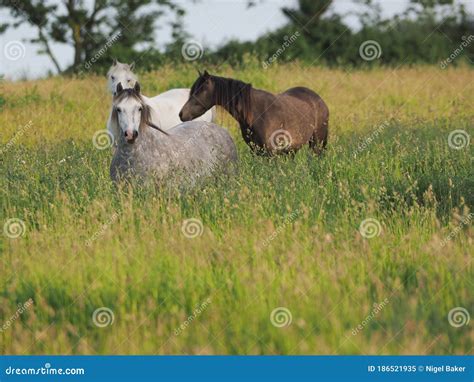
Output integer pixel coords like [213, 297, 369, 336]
[110, 121, 238, 185]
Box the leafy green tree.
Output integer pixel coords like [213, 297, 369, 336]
[0, 0, 184, 73]
[213, 0, 473, 67]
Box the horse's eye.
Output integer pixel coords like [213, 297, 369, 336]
[117, 108, 121, 113]
[138, 107, 143, 112]
[128, 78, 132, 83]
[111, 76, 115, 81]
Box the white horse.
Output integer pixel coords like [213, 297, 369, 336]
[106, 60, 215, 141]
[109, 83, 237, 185]
[107, 60, 138, 95]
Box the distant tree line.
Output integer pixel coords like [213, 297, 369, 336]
[212, 0, 474, 67]
[0, 0, 472, 75]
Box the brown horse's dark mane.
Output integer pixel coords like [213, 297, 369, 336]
[191, 74, 253, 124]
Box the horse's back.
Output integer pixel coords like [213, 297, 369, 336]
[281, 86, 323, 104]
[147, 89, 215, 128]
[153, 88, 189, 102]
[169, 121, 233, 145]
[280, 86, 329, 119]
[169, 121, 238, 161]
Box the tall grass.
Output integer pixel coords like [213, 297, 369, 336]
[0, 64, 472, 354]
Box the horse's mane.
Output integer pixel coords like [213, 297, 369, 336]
[191, 74, 252, 124]
[112, 88, 168, 135]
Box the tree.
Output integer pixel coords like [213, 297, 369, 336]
[0, 0, 185, 73]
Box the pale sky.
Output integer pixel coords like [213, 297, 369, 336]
[0, 0, 471, 80]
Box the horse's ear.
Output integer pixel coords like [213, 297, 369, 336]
[116, 82, 123, 93]
[197, 69, 202, 76]
[129, 61, 135, 71]
[203, 70, 210, 78]
[112, 58, 117, 66]
[134, 82, 140, 94]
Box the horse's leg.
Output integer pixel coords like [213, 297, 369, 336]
[309, 121, 328, 156]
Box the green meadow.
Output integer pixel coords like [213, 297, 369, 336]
[0, 63, 472, 354]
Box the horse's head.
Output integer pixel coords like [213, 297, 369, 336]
[180, 71, 252, 125]
[111, 81, 167, 144]
[107, 59, 138, 96]
[179, 70, 215, 122]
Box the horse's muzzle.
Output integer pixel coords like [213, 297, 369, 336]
[124, 130, 138, 143]
[179, 110, 192, 122]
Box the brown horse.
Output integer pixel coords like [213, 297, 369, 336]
[179, 71, 329, 155]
